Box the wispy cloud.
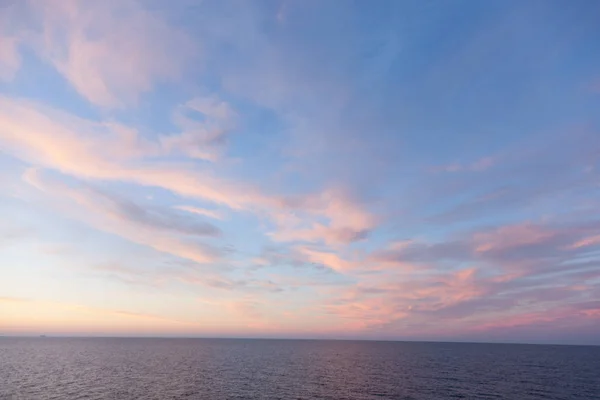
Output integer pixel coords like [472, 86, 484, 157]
[174, 205, 223, 220]
[319, 215, 600, 337]
[0, 4, 22, 81]
[0, 96, 258, 207]
[24, 168, 223, 264]
[295, 246, 355, 273]
[0, 37, 21, 81]
[270, 188, 377, 246]
[25, 0, 196, 107]
[162, 97, 238, 161]
[0, 96, 379, 249]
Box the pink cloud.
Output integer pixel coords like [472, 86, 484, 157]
[197, 297, 274, 330]
[473, 311, 562, 331]
[307, 217, 600, 335]
[174, 205, 224, 220]
[0, 36, 21, 81]
[0, 97, 159, 174]
[271, 188, 376, 245]
[323, 292, 410, 330]
[468, 302, 600, 334]
[472, 222, 557, 254]
[323, 267, 487, 331]
[365, 240, 422, 271]
[323, 277, 600, 339]
[581, 309, 600, 317]
[0, 4, 23, 81]
[567, 234, 600, 249]
[295, 246, 355, 272]
[24, 168, 222, 264]
[1, 97, 377, 248]
[0, 96, 260, 209]
[316, 227, 600, 334]
[28, 0, 195, 107]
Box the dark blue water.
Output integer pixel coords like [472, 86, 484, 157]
[1, 338, 599, 399]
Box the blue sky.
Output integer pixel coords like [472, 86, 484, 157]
[1, 0, 599, 344]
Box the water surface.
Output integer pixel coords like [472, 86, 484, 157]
[1, 338, 599, 399]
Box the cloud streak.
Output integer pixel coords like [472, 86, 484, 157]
[24, 168, 223, 264]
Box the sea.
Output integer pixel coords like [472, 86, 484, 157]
[1, 338, 599, 399]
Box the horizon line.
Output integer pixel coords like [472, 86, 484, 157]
[2, 335, 598, 347]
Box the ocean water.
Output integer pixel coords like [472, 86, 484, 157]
[1, 338, 599, 400]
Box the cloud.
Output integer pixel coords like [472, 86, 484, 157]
[568, 234, 600, 249]
[24, 168, 223, 264]
[0, 96, 258, 208]
[318, 216, 600, 336]
[0, 96, 379, 250]
[271, 188, 377, 246]
[92, 261, 235, 291]
[415, 129, 600, 226]
[252, 240, 418, 276]
[365, 240, 425, 272]
[272, 224, 370, 246]
[0, 36, 21, 81]
[0, 96, 157, 173]
[389, 220, 600, 272]
[295, 246, 355, 273]
[250, 244, 318, 270]
[79, 191, 223, 238]
[0, 3, 23, 81]
[27, 0, 195, 107]
[470, 301, 600, 333]
[161, 96, 238, 161]
[199, 296, 266, 322]
[174, 205, 223, 220]
[472, 222, 558, 254]
[324, 268, 599, 338]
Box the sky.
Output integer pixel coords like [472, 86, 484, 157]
[0, 0, 599, 345]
